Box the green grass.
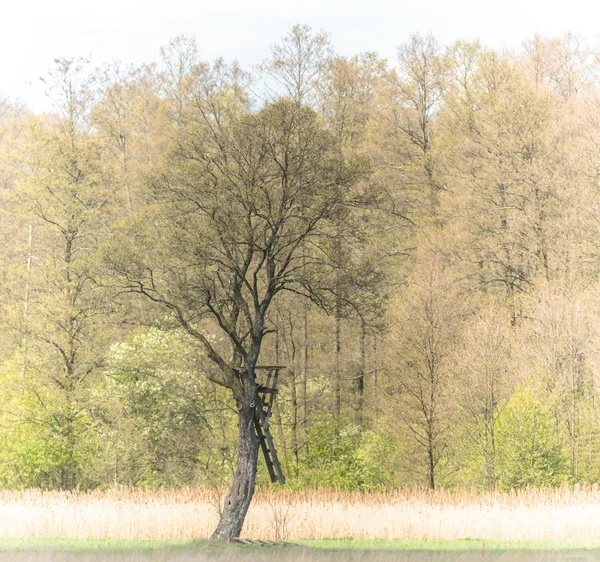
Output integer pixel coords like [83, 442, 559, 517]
[2, 538, 600, 553]
[0, 538, 207, 552]
[298, 539, 600, 551]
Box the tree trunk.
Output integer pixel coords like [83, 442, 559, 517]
[300, 305, 308, 455]
[20, 224, 33, 389]
[334, 299, 342, 415]
[428, 449, 436, 490]
[282, 311, 299, 467]
[273, 400, 289, 470]
[427, 432, 436, 490]
[211, 386, 259, 540]
[371, 335, 379, 411]
[290, 367, 299, 468]
[355, 318, 366, 423]
[273, 323, 289, 469]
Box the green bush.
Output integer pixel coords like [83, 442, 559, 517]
[7, 422, 92, 489]
[0, 358, 96, 489]
[496, 388, 567, 490]
[98, 328, 236, 487]
[295, 417, 394, 491]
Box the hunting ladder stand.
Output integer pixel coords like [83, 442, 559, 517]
[253, 366, 285, 485]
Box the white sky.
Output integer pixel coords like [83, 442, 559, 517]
[4, 0, 600, 111]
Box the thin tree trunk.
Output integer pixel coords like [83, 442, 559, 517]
[372, 335, 379, 411]
[428, 436, 436, 490]
[273, 322, 289, 468]
[300, 305, 308, 455]
[21, 224, 33, 385]
[334, 299, 342, 416]
[290, 367, 299, 468]
[282, 311, 299, 468]
[273, 400, 289, 470]
[489, 422, 496, 491]
[355, 318, 366, 423]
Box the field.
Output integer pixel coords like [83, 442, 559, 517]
[3, 486, 600, 542]
[3, 488, 600, 560]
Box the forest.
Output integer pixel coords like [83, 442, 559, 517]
[0, 24, 599, 512]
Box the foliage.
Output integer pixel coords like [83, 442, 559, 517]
[296, 417, 394, 491]
[96, 328, 236, 488]
[2, 27, 600, 509]
[496, 389, 568, 490]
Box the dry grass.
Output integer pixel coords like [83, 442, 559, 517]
[2, 486, 600, 541]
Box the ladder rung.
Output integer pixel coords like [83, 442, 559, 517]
[257, 387, 278, 394]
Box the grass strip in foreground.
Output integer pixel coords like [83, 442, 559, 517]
[297, 539, 600, 551]
[0, 538, 206, 552]
[4, 538, 600, 553]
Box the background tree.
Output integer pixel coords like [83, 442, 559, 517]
[385, 255, 463, 489]
[260, 23, 333, 107]
[453, 304, 514, 489]
[1, 59, 117, 488]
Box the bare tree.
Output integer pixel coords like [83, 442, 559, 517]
[395, 34, 447, 209]
[260, 23, 333, 107]
[387, 256, 462, 489]
[526, 286, 597, 481]
[454, 304, 514, 489]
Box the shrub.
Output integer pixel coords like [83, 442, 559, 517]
[496, 388, 567, 490]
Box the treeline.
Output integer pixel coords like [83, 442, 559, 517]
[0, 26, 599, 492]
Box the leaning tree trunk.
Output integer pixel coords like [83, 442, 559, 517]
[211, 380, 260, 540]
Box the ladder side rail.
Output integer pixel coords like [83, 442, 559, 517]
[257, 388, 276, 430]
[255, 394, 285, 485]
[263, 425, 285, 485]
[254, 413, 277, 483]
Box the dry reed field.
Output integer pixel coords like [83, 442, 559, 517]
[3, 486, 600, 541]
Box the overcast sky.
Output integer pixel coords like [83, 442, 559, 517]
[4, 0, 600, 111]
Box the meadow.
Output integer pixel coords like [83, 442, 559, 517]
[3, 486, 600, 542]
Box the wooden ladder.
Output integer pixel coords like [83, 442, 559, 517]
[254, 366, 285, 485]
